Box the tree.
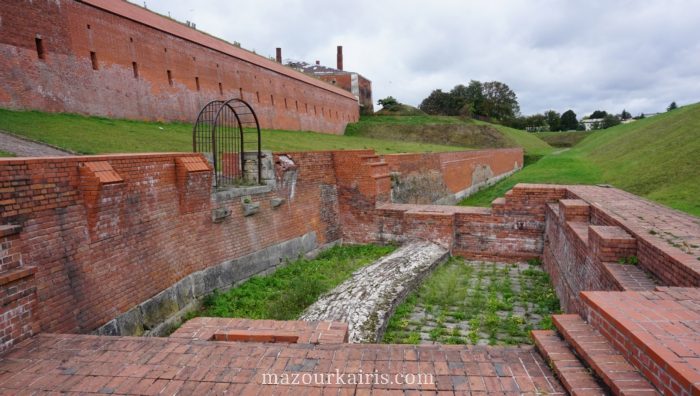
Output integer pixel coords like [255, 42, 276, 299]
[525, 114, 547, 131]
[620, 109, 632, 120]
[589, 110, 608, 119]
[377, 96, 399, 111]
[481, 81, 520, 121]
[560, 109, 578, 131]
[602, 114, 621, 129]
[419, 89, 454, 115]
[544, 110, 561, 131]
[667, 101, 678, 111]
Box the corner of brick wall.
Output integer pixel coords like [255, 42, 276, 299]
[0, 224, 38, 355]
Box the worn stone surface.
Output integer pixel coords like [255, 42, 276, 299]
[300, 240, 449, 343]
[0, 131, 72, 157]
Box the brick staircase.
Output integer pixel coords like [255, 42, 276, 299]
[534, 288, 700, 396]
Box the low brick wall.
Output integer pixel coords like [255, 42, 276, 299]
[383, 148, 523, 204]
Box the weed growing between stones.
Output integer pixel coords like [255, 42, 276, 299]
[383, 258, 560, 345]
[182, 244, 396, 322]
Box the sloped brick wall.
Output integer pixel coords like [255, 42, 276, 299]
[0, 0, 358, 134]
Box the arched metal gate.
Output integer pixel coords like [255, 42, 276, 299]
[192, 99, 262, 187]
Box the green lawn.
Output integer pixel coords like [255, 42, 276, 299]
[0, 109, 464, 155]
[462, 103, 700, 216]
[186, 244, 395, 321]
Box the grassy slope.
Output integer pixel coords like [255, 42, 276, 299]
[474, 121, 553, 156]
[534, 131, 595, 147]
[462, 103, 700, 216]
[347, 115, 553, 156]
[0, 109, 464, 155]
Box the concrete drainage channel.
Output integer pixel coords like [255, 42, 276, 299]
[300, 240, 449, 343]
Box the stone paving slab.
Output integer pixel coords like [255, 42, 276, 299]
[300, 241, 449, 343]
[0, 333, 565, 394]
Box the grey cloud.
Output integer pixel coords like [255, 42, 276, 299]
[136, 0, 700, 117]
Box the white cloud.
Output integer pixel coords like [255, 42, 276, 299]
[135, 0, 700, 117]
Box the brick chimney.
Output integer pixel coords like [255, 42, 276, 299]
[337, 45, 343, 71]
[315, 60, 320, 65]
[275, 47, 282, 63]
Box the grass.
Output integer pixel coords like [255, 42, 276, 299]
[534, 131, 595, 147]
[461, 103, 700, 216]
[0, 109, 464, 155]
[383, 258, 560, 345]
[0, 150, 15, 157]
[184, 244, 395, 321]
[346, 115, 553, 156]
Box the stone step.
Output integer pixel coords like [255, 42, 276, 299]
[553, 314, 659, 395]
[532, 329, 608, 395]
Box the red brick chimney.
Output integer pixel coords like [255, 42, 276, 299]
[337, 45, 343, 71]
[275, 47, 282, 63]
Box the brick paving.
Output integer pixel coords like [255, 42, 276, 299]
[0, 130, 73, 157]
[0, 333, 565, 395]
[568, 185, 700, 258]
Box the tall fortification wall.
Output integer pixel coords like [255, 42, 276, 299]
[0, 0, 358, 134]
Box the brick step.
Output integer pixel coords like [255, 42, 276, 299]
[582, 290, 700, 396]
[359, 154, 381, 164]
[553, 314, 659, 395]
[532, 330, 608, 395]
[601, 262, 656, 291]
[491, 197, 505, 215]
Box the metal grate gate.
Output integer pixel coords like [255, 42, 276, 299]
[192, 99, 262, 187]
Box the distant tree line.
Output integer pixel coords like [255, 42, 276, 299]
[418, 80, 520, 121]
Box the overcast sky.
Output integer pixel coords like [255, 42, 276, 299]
[134, 0, 700, 117]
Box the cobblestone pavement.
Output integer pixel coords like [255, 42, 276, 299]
[0, 130, 72, 157]
[0, 333, 566, 394]
[384, 260, 559, 346]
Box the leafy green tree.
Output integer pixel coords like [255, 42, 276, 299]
[525, 114, 547, 131]
[620, 109, 632, 120]
[544, 110, 561, 131]
[602, 114, 621, 129]
[560, 109, 578, 130]
[667, 101, 678, 111]
[419, 90, 455, 115]
[481, 81, 520, 121]
[590, 110, 608, 119]
[377, 96, 400, 111]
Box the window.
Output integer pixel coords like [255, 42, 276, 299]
[132, 62, 138, 78]
[90, 51, 98, 70]
[219, 82, 223, 95]
[35, 37, 45, 60]
[270, 95, 275, 106]
[167, 70, 173, 86]
[239, 88, 243, 98]
[130, 37, 133, 43]
[256, 91, 260, 103]
[284, 98, 288, 109]
[195, 76, 200, 91]
[87, 24, 91, 30]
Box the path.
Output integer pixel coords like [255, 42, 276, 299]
[300, 240, 449, 343]
[0, 130, 72, 157]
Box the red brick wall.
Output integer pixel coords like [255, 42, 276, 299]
[383, 149, 523, 197]
[0, 152, 341, 336]
[0, 0, 358, 134]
